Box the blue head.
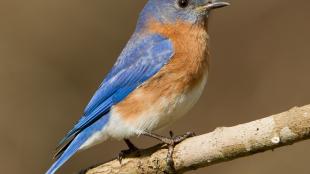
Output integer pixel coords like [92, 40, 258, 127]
[137, 0, 229, 29]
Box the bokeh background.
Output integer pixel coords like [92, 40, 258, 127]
[1, 0, 310, 173]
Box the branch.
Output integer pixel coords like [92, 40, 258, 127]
[84, 105, 310, 174]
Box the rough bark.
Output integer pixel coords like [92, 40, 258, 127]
[84, 105, 310, 174]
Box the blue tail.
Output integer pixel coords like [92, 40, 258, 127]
[46, 115, 110, 174]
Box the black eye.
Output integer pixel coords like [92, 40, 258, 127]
[177, 0, 189, 8]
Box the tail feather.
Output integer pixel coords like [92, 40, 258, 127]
[54, 138, 72, 160]
[46, 114, 110, 174]
[46, 132, 89, 174]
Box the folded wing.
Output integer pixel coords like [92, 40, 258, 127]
[56, 34, 174, 153]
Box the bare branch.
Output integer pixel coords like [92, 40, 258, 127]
[85, 105, 310, 174]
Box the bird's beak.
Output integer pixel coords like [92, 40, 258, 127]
[197, 0, 230, 11]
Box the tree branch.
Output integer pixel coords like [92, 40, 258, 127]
[84, 105, 310, 174]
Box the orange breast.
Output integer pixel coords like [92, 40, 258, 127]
[115, 21, 210, 121]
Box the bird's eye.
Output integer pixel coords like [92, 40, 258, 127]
[177, 0, 189, 8]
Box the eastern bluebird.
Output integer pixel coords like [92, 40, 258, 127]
[46, 0, 229, 173]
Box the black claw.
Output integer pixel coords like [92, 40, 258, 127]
[165, 144, 176, 173]
[117, 151, 124, 164]
[169, 131, 174, 138]
[117, 139, 141, 164]
[165, 159, 176, 173]
[117, 148, 141, 164]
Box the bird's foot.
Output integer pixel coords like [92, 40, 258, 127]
[143, 131, 196, 173]
[165, 131, 196, 173]
[117, 149, 138, 164]
[117, 139, 140, 164]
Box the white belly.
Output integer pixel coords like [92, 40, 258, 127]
[105, 73, 208, 140]
[156, 73, 208, 128]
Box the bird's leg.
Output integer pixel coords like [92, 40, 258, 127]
[142, 131, 196, 173]
[124, 139, 139, 151]
[117, 139, 140, 164]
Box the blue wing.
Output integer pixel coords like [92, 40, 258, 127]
[57, 34, 174, 149]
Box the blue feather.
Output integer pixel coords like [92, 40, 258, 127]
[84, 34, 173, 115]
[48, 33, 174, 173]
[46, 114, 110, 174]
[57, 34, 173, 147]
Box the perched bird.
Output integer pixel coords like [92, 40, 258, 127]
[46, 0, 229, 173]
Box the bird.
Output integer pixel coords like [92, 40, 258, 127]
[46, 0, 229, 173]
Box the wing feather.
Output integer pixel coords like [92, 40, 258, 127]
[57, 34, 174, 148]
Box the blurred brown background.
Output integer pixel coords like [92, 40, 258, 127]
[0, 0, 310, 173]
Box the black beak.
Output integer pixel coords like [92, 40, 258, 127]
[204, 1, 230, 11]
